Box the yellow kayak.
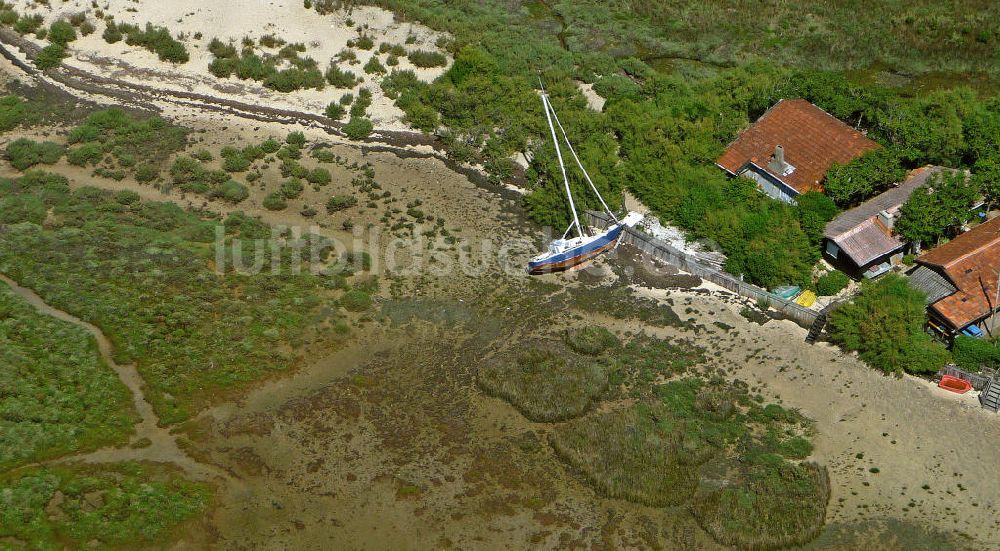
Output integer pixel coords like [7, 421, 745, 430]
[796, 290, 817, 307]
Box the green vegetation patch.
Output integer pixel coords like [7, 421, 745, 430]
[0, 462, 210, 548]
[208, 38, 325, 92]
[564, 325, 619, 355]
[551, 376, 825, 546]
[0, 172, 337, 424]
[0, 284, 136, 470]
[478, 346, 608, 422]
[816, 270, 850, 296]
[107, 22, 189, 63]
[828, 274, 950, 375]
[6, 138, 64, 171]
[69, 108, 188, 168]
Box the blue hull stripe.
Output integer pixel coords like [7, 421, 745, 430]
[528, 224, 625, 273]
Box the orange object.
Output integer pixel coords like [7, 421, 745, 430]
[939, 375, 972, 394]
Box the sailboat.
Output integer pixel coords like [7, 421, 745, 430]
[527, 87, 643, 274]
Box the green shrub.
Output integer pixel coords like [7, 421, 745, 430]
[343, 117, 373, 140]
[66, 142, 104, 166]
[262, 191, 287, 211]
[828, 274, 950, 375]
[340, 289, 372, 311]
[120, 23, 189, 63]
[280, 177, 304, 199]
[191, 148, 213, 162]
[306, 167, 331, 185]
[363, 56, 385, 75]
[339, 92, 354, 105]
[325, 65, 361, 88]
[48, 20, 77, 45]
[214, 180, 249, 203]
[324, 101, 345, 120]
[816, 271, 850, 296]
[326, 194, 357, 213]
[408, 49, 447, 68]
[35, 43, 68, 70]
[260, 138, 281, 153]
[952, 336, 1000, 372]
[0, 9, 17, 25]
[102, 20, 122, 43]
[134, 163, 159, 183]
[79, 20, 95, 36]
[222, 154, 251, 173]
[7, 139, 64, 170]
[14, 14, 44, 35]
[354, 34, 374, 50]
[286, 131, 306, 147]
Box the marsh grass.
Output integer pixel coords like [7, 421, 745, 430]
[478, 345, 607, 422]
[0, 462, 210, 547]
[564, 325, 618, 355]
[0, 285, 136, 470]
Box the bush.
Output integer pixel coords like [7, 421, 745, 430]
[324, 101, 345, 120]
[35, 43, 68, 70]
[134, 164, 158, 183]
[354, 34, 374, 50]
[408, 49, 447, 68]
[363, 56, 385, 75]
[120, 23, 189, 63]
[286, 131, 306, 147]
[306, 167, 331, 185]
[816, 271, 850, 296]
[262, 191, 287, 211]
[952, 336, 1000, 372]
[326, 194, 357, 213]
[280, 177, 304, 198]
[214, 180, 249, 203]
[79, 20, 95, 36]
[342, 117, 373, 140]
[828, 274, 950, 375]
[222, 154, 251, 173]
[48, 20, 77, 45]
[102, 20, 122, 43]
[7, 139, 64, 170]
[66, 142, 104, 166]
[14, 14, 43, 35]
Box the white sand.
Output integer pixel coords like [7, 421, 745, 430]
[8, 0, 451, 130]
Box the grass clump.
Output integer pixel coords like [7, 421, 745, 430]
[340, 289, 372, 312]
[213, 180, 249, 203]
[565, 325, 619, 355]
[325, 100, 345, 120]
[48, 20, 77, 45]
[0, 462, 210, 548]
[0, 283, 136, 470]
[6, 138, 64, 170]
[66, 141, 104, 166]
[68, 108, 188, 167]
[208, 37, 324, 92]
[478, 346, 608, 422]
[280, 177, 304, 199]
[0, 95, 26, 131]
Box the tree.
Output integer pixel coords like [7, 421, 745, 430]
[828, 274, 950, 375]
[823, 147, 905, 207]
[974, 155, 1000, 210]
[895, 171, 979, 248]
[796, 192, 839, 247]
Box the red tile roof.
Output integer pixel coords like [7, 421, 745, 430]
[916, 216, 1000, 329]
[716, 99, 881, 195]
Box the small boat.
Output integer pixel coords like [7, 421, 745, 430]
[939, 375, 972, 394]
[528, 85, 642, 274]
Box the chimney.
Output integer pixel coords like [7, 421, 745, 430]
[768, 144, 786, 175]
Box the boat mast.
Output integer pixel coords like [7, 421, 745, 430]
[541, 90, 582, 238]
[548, 102, 619, 224]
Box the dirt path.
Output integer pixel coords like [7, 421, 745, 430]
[0, 273, 229, 483]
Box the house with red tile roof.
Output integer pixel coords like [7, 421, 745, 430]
[716, 99, 881, 204]
[824, 166, 956, 279]
[910, 215, 1000, 338]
